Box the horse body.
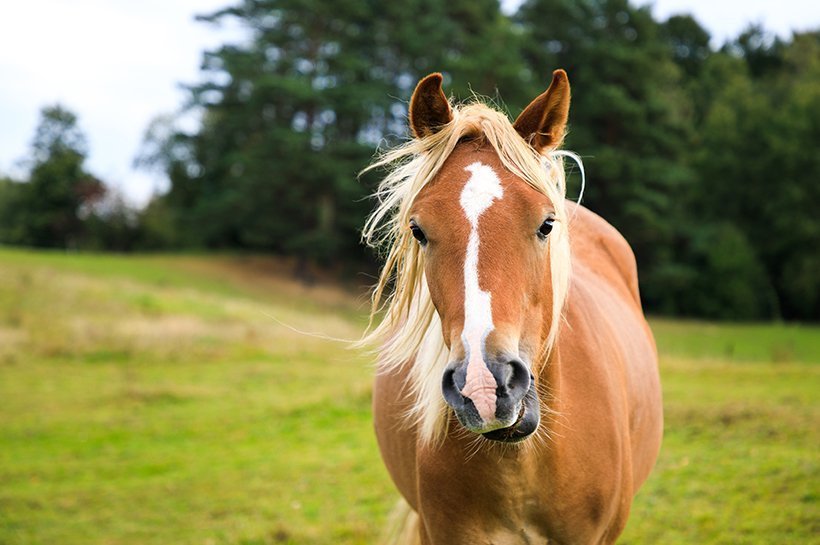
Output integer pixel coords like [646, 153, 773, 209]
[374, 200, 661, 544]
[365, 71, 662, 545]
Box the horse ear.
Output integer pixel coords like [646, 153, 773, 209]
[409, 73, 453, 138]
[513, 69, 571, 152]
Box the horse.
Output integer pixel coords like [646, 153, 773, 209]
[360, 70, 663, 545]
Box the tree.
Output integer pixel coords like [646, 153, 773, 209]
[661, 14, 711, 79]
[130, 0, 818, 320]
[8, 105, 105, 248]
[516, 0, 696, 313]
[692, 31, 820, 319]
[30, 105, 88, 165]
[140, 0, 529, 264]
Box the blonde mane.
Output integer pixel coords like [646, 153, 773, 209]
[359, 99, 576, 445]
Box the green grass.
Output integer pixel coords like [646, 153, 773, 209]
[0, 249, 387, 545]
[621, 357, 818, 544]
[0, 248, 817, 544]
[651, 317, 820, 364]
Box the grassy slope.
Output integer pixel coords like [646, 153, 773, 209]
[0, 249, 386, 545]
[0, 248, 817, 544]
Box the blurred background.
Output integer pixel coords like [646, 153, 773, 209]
[0, 1, 817, 544]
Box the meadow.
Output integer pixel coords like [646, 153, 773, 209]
[0, 248, 817, 544]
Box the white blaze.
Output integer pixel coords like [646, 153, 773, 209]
[459, 161, 504, 423]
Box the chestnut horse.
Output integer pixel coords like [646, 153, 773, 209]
[361, 70, 663, 544]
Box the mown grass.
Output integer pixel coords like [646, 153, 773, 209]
[0, 248, 817, 544]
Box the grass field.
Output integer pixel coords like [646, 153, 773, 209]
[0, 248, 817, 544]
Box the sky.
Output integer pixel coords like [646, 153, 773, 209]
[1, 0, 818, 206]
[0, 0, 242, 205]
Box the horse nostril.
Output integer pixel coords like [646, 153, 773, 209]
[441, 365, 467, 409]
[505, 359, 531, 400]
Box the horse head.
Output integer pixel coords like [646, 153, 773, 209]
[404, 71, 572, 442]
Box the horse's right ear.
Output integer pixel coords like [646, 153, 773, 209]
[409, 73, 453, 138]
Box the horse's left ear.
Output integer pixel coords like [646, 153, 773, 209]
[513, 69, 571, 152]
[409, 73, 453, 138]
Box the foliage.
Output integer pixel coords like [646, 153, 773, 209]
[1, 1, 818, 320]
[0, 177, 27, 243]
[0, 108, 176, 253]
[135, 0, 531, 263]
[0, 105, 105, 248]
[516, 0, 696, 316]
[690, 29, 820, 319]
[0, 250, 817, 544]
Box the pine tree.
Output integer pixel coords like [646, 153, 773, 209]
[516, 0, 695, 312]
[144, 0, 527, 263]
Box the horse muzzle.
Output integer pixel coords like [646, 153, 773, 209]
[441, 356, 540, 442]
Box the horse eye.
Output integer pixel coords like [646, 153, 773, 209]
[537, 218, 554, 239]
[410, 223, 427, 245]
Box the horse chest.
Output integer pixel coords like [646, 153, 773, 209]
[416, 448, 566, 544]
[417, 436, 624, 545]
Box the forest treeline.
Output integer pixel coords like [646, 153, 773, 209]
[1, 0, 818, 321]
